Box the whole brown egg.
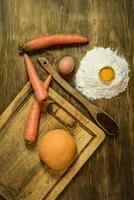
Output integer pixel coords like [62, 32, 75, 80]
[58, 56, 75, 75]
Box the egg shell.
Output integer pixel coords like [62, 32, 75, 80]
[38, 129, 77, 170]
[58, 56, 75, 75]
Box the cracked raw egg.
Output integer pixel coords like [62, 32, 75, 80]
[99, 66, 115, 84]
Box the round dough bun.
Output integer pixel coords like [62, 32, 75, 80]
[39, 129, 77, 170]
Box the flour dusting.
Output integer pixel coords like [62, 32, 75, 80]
[75, 47, 129, 99]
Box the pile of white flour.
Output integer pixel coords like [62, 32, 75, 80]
[75, 47, 129, 99]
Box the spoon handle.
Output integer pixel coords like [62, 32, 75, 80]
[37, 57, 118, 135]
[70, 89, 118, 136]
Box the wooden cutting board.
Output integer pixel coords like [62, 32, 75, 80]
[0, 82, 105, 200]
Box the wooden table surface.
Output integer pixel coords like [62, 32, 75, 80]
[0, 0, 133, 200]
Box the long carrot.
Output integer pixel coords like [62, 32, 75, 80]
[18, 34, 88, 53]
[23, 99, 41, 143]
[23, 75, 52, 143]
[24, 54, 47, 102]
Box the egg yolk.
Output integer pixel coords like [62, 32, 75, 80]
[99, 66, 115, 83]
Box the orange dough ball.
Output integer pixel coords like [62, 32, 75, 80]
[38, 129, 77, 170]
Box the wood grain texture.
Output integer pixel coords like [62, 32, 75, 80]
[0, 0, 134, 200]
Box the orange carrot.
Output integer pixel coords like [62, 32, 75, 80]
[18, 34, 88, 53]
[24, 54, 47, 102]
[23, 99, 41, 143]
[23, 75, 52, 143]
[43, 74, 52, 90]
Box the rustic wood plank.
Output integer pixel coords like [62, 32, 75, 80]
[0, 0, 133, 200]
